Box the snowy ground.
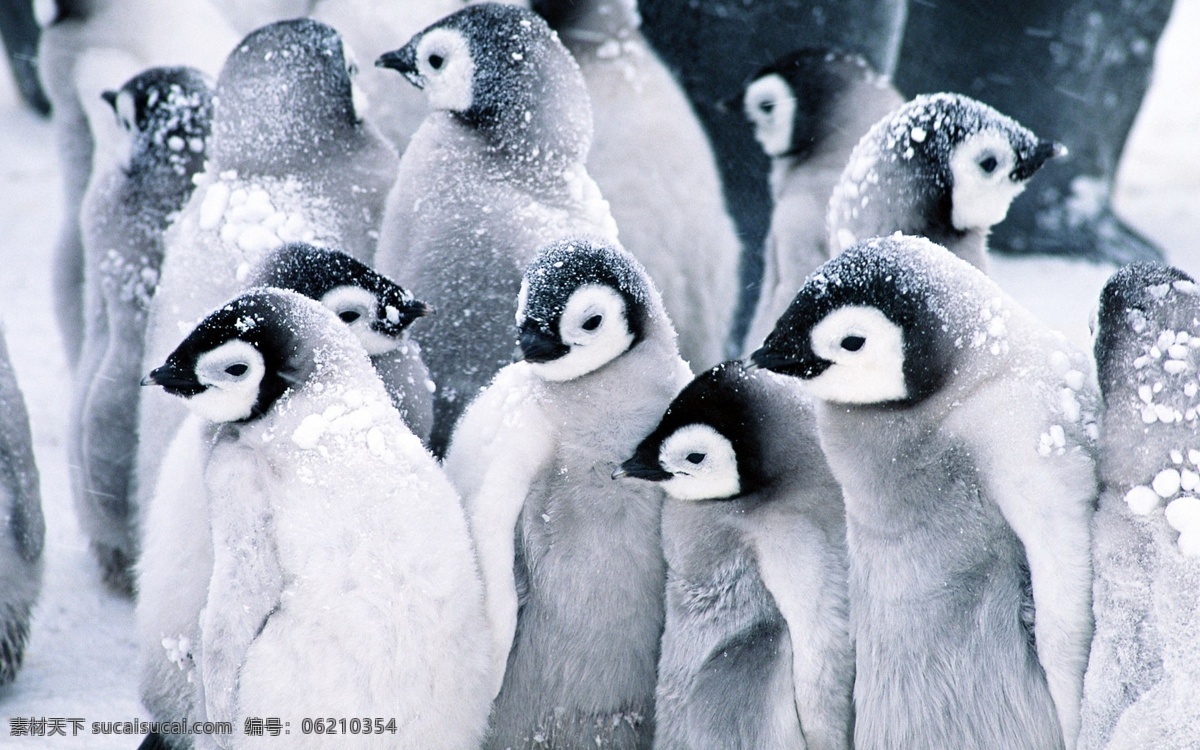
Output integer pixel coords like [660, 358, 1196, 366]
[0, 2, 1197, 748]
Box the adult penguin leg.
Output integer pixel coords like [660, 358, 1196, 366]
[892, 0, 1174, 265]
[0, 0, 51, 115]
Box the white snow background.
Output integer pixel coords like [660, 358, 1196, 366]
[0, 2, 1198, 747]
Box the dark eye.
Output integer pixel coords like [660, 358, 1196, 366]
[840, 335, 865, 352]
[686, 452, 705, 465]
[428, 54, 444, 70]
[979, 155, 999, 174]
[582, 315, 602, 331]
[338, 310, 362, 323]
[225, 363, 249, 377]
[758, 100, 775, 114]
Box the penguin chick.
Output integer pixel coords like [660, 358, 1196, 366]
[136, 242, 434, 746]
[1080, 263, 1200, 750]
[618, 360, 852, 750]
[143, 288, 492, 749]
[137, 18, 399, 566]
[826, 93, 1063, 272]
[740, 48, 904, 353]
[443, 237, 690, 749]
[375, 2, 619, 455]
[0, 330, 45, 687]
[71, 65, 214, 595]
[750, 234, 1099, 750]
[533, 0, 742, 369]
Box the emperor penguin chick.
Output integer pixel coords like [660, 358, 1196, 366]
[137, 18, 399, 558]
[1080, 263, 1200, 750]
[740, 48, 903, 353]
[750, 234, 1099, 750]
[143, 289, 492, 749]
[444, 237, 690, 749]
[827, 93, 1063, 272]
[618, 361, 852, 750]
[534, 0, 742, 369]
[135, 245, 434, 749]
[375, 3, 619, 455]
[0, 330, 45, 687]
[71, 65, 214, 594]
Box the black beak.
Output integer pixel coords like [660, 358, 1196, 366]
[613, 454, 672, 482]
[101, 90, 118, 110]
[747, 344, 829, 380]
[374, 298, 434, 335]
[518, 326, 569, 364]
[1013, 139, 1067, 180]
[141, 363, 204, 397]
[376, 43, 423, 88]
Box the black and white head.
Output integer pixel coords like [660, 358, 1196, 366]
[211, 19, 362, 170]
[142, 290, 319, 424]
[832, 93, 1064, 248]
[750, 234, 977, 407]
[101, 66, 214, 177]
[376, 3, 590, 155]
[249, 243, 432, 356]
[516, 237, 652, 383]
[741, 48, 881, 160]
[617, 361, 769, 501]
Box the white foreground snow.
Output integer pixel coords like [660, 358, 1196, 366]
[0, 1, 1197, 746]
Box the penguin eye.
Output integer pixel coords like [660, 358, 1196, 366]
[225, 363, 249, 377]
[338, 310, 362, 323]
[978, 155, 999, 174]
[582, 314, 602, 332]
[758, 99, 775, 114]
[428, 53, 445, 70]
[840, 335, 866, 352]
[686, 452, 705, 465]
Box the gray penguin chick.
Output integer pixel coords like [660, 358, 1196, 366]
[0, 329, 44, 687]
[739, 48, 903, 354]
[70, 65, 214, 595]
[750, 234, 1099, 750]
[1080, 263, 1200, 750]
[375, 3, 619, 455]
[826, 93, 1063, 272]
[136, 18, 399, 564]
[533, 0, 742, 369]
[444, 237, 690, 749]
[618, 360, 852, 750]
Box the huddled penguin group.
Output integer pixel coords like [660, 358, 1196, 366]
[6, 0, 1195, 748]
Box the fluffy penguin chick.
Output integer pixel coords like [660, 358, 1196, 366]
[375, 2, 619, 455]
[1080, 263, 1200, 750]
[534, 0, 742, 369]
[143, 289, 492, 749]
[444, 237, 690, 749]
[617, 361, 852, 750]
[71, 66, 214, 595]
[0, 331, 45, 687]
[750, 234, 1099, 750]
[826, 93, 1063, 272]
[740, 48, 903, 353]
[137, 18, 399, 562]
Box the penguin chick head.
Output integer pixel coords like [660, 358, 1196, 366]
[832, 93, 1063, 250]
[516, 237, 651, 382]
[620, 361, 773, 501]
[750, 234, 972, 407]
[377, 3, 591, 157]
[249, 243, 432, 356]
[143, 291, 316, 424]
[102, 66, 214, 177]
[742, 47, 881, 160]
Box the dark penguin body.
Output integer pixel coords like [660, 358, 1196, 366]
[621, 361, 852, 749]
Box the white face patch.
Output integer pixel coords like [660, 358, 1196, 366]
[658, 424, 741, 501]
[806, 305, 907, 404]
[743, 74, 796, 158]
[949, 130, 1026, 231]
[414, 28, 475, 113]
[320, 286, 398, 356]
[342, 43, 368, 120]
[185, 340, 267, 423]
[528, 284, 634, 383]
